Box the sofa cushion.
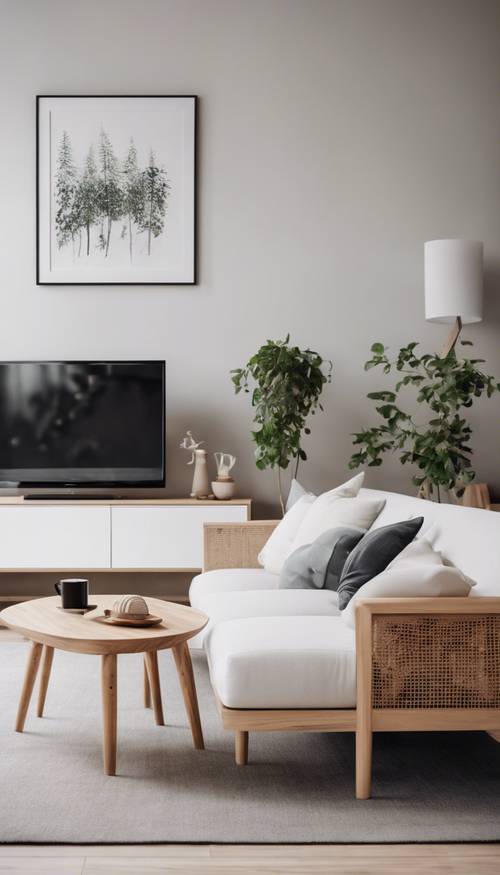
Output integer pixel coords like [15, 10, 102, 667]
[358, 487, 500, 597]
[289, 495, 385, 554]
[258, 472, 365, 575]
[285, 478, 314, 511]
[342, 563, 474, 629]
[337, 516, 424, 610]
[279, 526, 365, 591]
[257, 494, 316, 575]
[207, 616, 356, 708]
[189, 588, 340, 648]
[189, 568, 279, 607]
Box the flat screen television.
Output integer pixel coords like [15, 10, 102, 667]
[0, 361, 165, 488]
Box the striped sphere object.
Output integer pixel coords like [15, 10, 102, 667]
[112, 594, 149, 618]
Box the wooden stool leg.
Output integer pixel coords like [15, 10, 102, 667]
[235, 730, 248, 765]
[144, 657, 151, 709]
[16, 641, 43, 732]
[101, 654, 117, 776]
[144, 650, 164, 726]
[172, 642, 204, 750]
[37, 645, 54, 718]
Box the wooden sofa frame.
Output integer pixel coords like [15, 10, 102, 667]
[202, 521, 500, 799]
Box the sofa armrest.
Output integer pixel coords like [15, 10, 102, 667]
[203, 521, 279, 571]
[355, 597, 500, 712]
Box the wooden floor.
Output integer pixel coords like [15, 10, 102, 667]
[0, 844, 499, 874]
[1, 626, 499, 874]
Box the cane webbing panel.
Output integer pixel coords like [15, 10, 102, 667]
[203, 523, 276, 572]
[372, 614, 500, 709]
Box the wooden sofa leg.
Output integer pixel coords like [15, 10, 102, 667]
[356, 725, 373, 799]
[235, 730, 249, 765]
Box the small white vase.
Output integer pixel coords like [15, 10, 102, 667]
[191, 449, 210, 498]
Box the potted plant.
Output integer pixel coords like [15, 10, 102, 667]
[349, 340, 500, 502]
[231, 336, 332, 514]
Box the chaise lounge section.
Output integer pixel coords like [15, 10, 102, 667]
[189, 488, 500, 798]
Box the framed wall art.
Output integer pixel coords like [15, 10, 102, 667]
[37, 95, 197, 285]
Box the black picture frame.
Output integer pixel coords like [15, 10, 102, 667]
[36, 95, 198, 286]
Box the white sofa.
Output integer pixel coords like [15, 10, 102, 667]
[189, 488, 500, 797]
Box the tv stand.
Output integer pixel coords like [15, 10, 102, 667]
[0, 499, 251, 596]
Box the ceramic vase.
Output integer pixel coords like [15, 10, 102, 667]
[211, 479, 236, 500]
[191, 449, 210, 498]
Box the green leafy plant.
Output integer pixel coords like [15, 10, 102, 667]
[231, 336, 332, 514]
[349, 340, 500, 502]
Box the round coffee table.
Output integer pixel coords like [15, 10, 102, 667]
[1, 595, 208, 775]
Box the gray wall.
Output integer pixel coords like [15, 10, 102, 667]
[1, 0, 499, 526]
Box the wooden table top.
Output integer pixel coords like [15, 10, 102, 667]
[1, 595, 208, 655]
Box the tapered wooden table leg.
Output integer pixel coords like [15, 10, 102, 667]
[173, 642, 204, 750]
[37, 645, 54, 718]
[15, 641, 43, 732]
[144, 657, 151, 709]
[144, 650, 164, 726]
[101, 653, 117, 776]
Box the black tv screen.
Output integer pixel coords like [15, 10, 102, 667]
[0, 361, 165, 487]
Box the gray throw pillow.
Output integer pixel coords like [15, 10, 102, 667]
[337, 516, 424, 610]
[279, 526, 365, 591]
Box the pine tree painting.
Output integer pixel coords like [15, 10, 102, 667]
[53, 129, 171, 261]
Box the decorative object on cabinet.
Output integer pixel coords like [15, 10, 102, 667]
[180, 431, 212, 499]
[212, 452, 236, 499]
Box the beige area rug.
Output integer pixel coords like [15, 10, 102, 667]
[1, 640, 499, 843]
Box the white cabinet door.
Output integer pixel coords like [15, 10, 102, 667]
[111, 506, 248, 569]
[0, 507, 111, 569]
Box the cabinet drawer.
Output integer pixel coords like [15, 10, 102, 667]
[0, 507, 111, 569]
[111, 505, 248, 569]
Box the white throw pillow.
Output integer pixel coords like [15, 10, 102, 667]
[386, 536, 442, 568]
[258, 472, 365, 575]
[285, 479, 314, 512]
[289, 493, 385, 555]
[258, 494, 316, 574]
[342, 560, 474, 629]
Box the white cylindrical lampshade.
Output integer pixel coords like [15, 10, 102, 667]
[424, 239, 483, 324]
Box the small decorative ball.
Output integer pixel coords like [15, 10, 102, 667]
[112, 594, 149, 618]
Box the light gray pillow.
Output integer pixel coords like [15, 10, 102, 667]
[279, 526, 365, 591]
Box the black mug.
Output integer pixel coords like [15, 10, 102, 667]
[55, 578, 89, 609]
